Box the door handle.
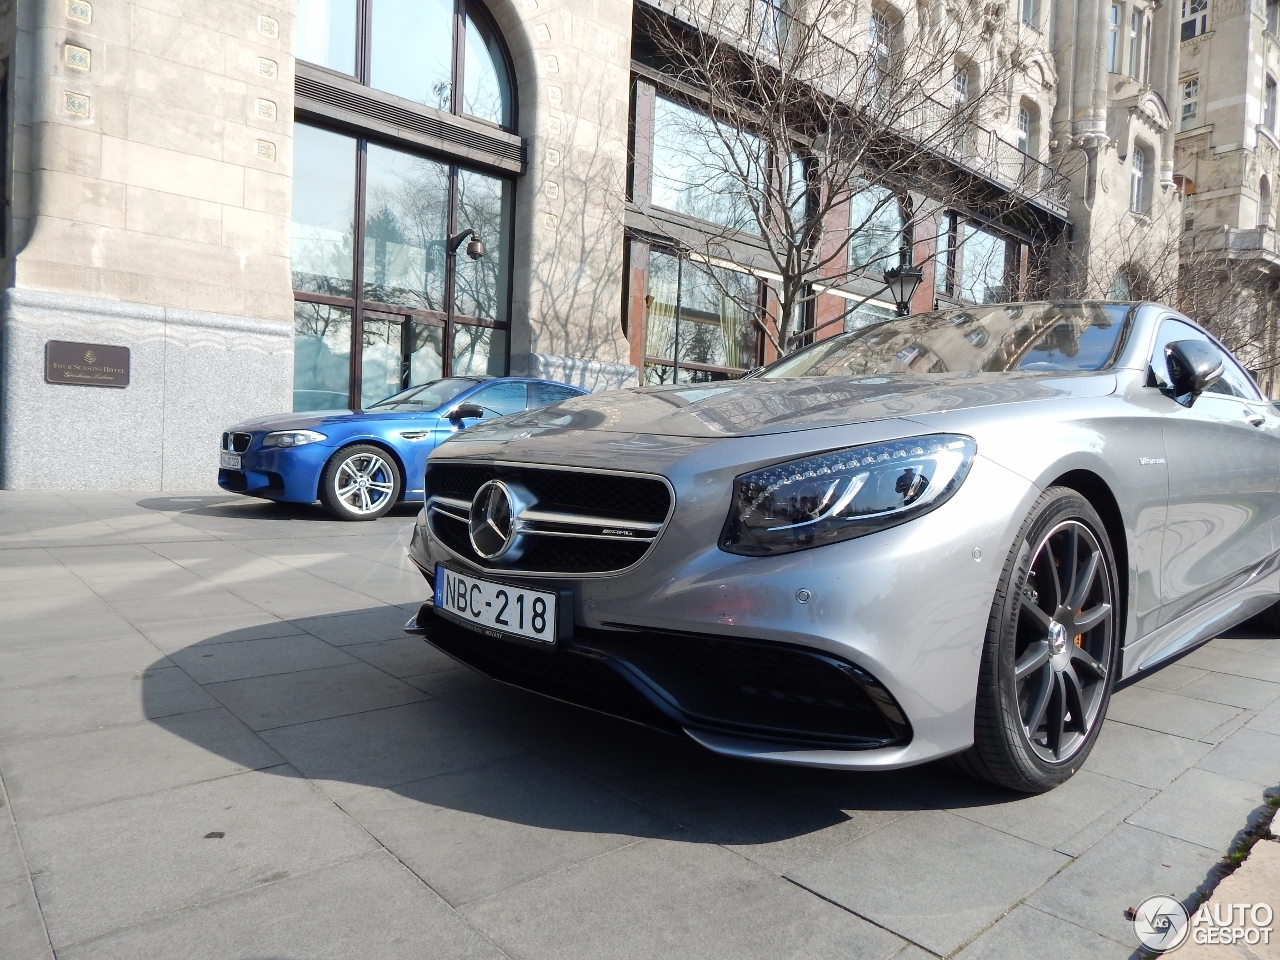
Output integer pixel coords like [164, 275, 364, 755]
[1246, 411, 1266, 427]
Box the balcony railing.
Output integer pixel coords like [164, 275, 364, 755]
[1183, 226, 1280, 260]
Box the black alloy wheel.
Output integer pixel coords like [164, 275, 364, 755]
[955, 487, 1121, 793]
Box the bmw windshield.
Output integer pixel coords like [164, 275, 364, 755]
[763, 302, 1133, 379]
[368, 378, 481, 411]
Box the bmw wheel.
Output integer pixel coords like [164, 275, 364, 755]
[319, 444, 402, 521]
[956, 487, 1121, 793]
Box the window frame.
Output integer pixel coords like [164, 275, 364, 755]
[1180, 76, 1199, 130]
[291, 120, 515, 408]
[1181, 0, 1209, 42]
[1267, 75, 1278, 133]
[1129, 9, 1143, 79]
[1108, 4, 1122, 72]
[1129, 144, 1150, 215]
[294, 0, 517, 133]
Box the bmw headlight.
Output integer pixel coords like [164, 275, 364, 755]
[261, 429, 327, 448]
[721, 435, 977, 556]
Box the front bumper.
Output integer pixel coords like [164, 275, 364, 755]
[217, 443, 334, 503]
[405, 439, 1040, 769]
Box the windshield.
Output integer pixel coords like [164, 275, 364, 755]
[763, 303, 1132, 379]
[367, 378, 480, 411]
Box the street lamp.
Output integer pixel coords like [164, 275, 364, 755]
[448, 228, 485, 261]
[883, 264, 924, 317]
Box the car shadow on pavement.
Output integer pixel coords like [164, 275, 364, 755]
[136, 495, 422, 521]
[142, 608, 1026, 853]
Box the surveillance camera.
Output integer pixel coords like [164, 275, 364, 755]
[465, 237, 485, 260]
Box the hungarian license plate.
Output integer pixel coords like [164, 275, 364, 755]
[434, 565, 557, 645]
[220, 451, 241, 470]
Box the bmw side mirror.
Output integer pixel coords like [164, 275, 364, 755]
[448, 403, 485, 427]
[1164, 340, 1224, 407]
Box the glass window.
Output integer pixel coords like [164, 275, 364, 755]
[464, 13, 514, 126]
[1108, 5, 1121, 72]
[469, 380, 527, 417]
[298, 0, 514, 130]
[763, 303, 1133, 378]
[952, 65, 970, 104]
[844, 299, 896, 332]
[1269, 0, 1279, 33]
[452, 324, 507, 376]
[870, 8, 894, 82]
[360, 316, 406, 408]
[409, 322, 445, 385]
[1180, 78, 1199, 130]
[293, 302, 352, 411]
[290, 121, 513, 406]
[848, 181, 904, 272]
[1130, 147, 1147, 213]
[1181, 0, 1209, 41]
[1017, 106, 1031, 154]
[531, 382, 583, 405]
[1150, 319, 1261, 399]
[958, 224, 1007, 303]
[291, 125, 358, 298]
[1022, 0, 1038, 27]
[295, 0, 359, 75]
[369, 377, 478, 410]
[1129, 10, 1142, 79]
[454, 169, 512, 321]
[1109, 271, 1132, 299]
[644, 249, 761, 383]
[1267, 77, 1278, 132]
[1260, 178, 1271, 228]
[363, 143, 449, 311]
[650, 96, 763, 233]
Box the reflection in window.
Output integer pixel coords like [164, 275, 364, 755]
[1181, 0, 1208, 41]
[470, 380, 527, 417]
[848, 181, 903, 271]
[409, 322, 445, 384]
[291, 125, 358, 298]
[452, 324, 507, 375]
[644, 250, 760, 383]
[363, 144, 449, 311]
[370, 0, 455, 112]
[361, 317, 406, 408]
[294, 302, 352, 411]
[464, 13, 514, 126]
[295, 0, 358, 75]
[650, 97, 763, 233]
[845, 300, 896, 332]
[298, 0, 514, 129]
[1180, 78, 1199, 131]
[958, 225, 1007, 303]
[454, 169, 512, 321]
[763, 303, 1131, 379]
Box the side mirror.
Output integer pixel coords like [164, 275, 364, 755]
[1165, 340, 1224, 407]
[448, 403, 485, 427]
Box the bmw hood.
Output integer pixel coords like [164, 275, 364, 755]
[451, 372, 1117, 442]
[229, 409, 433, 432]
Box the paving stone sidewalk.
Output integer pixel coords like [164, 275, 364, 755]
[1, 491, 1278, 960]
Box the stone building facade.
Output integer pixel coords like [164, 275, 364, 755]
[0, 0, 1211, 490]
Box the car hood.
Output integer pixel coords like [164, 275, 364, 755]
[229, 409, 438, 432]
[452, 372, 1116, 441]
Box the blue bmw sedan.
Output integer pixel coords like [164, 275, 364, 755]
[218, 377, 586, 520]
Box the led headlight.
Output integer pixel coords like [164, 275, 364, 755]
[261, 429, 327, 448]
[721, 434, 977, 556]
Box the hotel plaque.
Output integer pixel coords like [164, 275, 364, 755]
[45, 340, 130, 387]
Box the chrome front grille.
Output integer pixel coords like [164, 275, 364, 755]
[426, 461, 673, 576]
[222, 432, 252, 453]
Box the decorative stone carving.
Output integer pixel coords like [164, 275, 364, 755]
[62, 91, 89, 118]
[65, 0, 90, 25]
[63, 44, 90, 71]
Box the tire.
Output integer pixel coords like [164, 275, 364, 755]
[318, 444, 402, 521]
[954, 486, 1122, 793]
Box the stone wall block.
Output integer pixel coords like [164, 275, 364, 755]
[39, 169, 127, 228]
[124, 49, 251, 118]
[220, 204, 288, 254]
[35, 122, 102, 178]
[124, 90, 227, 161]
[123, 185, 222, 245]
[242, 166, 291, 216]
[128, 4, 226, 74]
[99, 136, 244, 205]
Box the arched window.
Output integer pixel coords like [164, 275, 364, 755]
[1109, 270, 1131, 300]
[952, 61, 973, 106]
[296, 0, 515, 129]
[1260, 176, 1272, 228]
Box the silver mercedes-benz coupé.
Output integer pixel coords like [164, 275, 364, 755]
[405, 301, 1280, 792]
